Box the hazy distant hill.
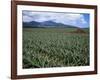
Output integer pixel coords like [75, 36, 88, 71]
[23, 20, 78, 28]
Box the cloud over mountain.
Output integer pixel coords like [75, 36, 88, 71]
[22, 11, 90, 28]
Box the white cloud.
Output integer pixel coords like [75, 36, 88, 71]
[58, 14, 87, 26]
[23, 15, 32, 22]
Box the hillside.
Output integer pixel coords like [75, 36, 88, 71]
[23, 20, 77, 28]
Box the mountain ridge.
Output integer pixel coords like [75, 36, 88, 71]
[23, 20, 78, 28]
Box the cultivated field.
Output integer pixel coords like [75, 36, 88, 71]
[23, 28, 89, 68]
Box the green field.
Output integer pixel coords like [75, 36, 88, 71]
[23, 28, 89, 68]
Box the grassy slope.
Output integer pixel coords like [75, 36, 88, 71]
[23, 28, 89, 68]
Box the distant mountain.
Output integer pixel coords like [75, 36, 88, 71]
[23, 21, 41, 28]
[39, 21, 67, 27]
[23, 20, 77, 28]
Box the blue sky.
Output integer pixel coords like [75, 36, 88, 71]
[22, 11, 90, 28]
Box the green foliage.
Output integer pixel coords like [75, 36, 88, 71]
[23, 28, 89, 68]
